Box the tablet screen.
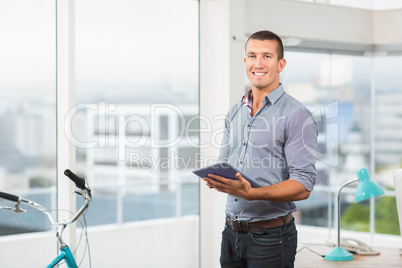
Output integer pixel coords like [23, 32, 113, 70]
[193, 162, 258, 187]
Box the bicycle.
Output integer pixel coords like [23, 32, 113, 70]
[0, 169, 92, 268]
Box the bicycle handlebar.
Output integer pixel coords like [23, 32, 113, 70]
[0, 191, 19, 202]
[1, 169, 92, 248]
[0, 169, 91, 221]
[64, 169, 87, 190]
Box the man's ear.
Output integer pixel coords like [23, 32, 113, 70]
[278, 58, 286, 73]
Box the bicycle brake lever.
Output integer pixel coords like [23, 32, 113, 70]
[73, 191, 83, 196]
[73, 189, 92, 200]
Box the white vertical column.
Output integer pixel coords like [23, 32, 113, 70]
[369, 54, 376, 245]
[199, 0, 245, 267]
[56, 0, 76, 250]
[228, 0, 247, 102]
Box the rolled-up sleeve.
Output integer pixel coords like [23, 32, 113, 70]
[285, 108, 318, 191]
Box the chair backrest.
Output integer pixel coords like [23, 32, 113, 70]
[393, 169, 402, 240]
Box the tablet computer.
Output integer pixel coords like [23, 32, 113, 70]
[193, 162, 258, 188]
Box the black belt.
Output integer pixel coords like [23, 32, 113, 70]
[226, 213, 293, 234]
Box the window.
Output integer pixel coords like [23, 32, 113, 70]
[372, 55, 402, 236]
[75, 0, 199, 225]
[282, 50, 401, 241]
[0, 0, 56, 236]
[0, 1, 200, 266]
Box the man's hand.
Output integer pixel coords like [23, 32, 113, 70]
[203, 174, 311, 202]
[203, 173, 255, 201]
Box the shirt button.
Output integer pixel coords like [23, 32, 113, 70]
[243, 142, 246, 145]
[235, 216, 238, 219]
[235, 198, 238, 202]
[240, 161, 243, 164]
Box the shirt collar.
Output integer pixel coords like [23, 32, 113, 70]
[241, 84, 285, 105]
[267, 84, 285, 104]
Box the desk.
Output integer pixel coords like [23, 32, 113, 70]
[295, 245, 402, 267]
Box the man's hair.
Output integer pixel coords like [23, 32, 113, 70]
[245, 30, 284, 60]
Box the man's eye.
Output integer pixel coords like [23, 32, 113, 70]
[248, 55, 255, 58]
[265, 55, 271, 59]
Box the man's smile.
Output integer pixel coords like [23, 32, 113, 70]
[253, 72, 267, 76]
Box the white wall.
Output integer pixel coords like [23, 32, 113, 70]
[244, 0, 402, 47]
[1, 216, 398, 268]
[373, 9, 402, 45]
[199, 0, 247, 267]
[0, 216, 199, 268]
[245, 0, 374, 44]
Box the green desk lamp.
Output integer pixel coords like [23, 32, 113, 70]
[324, 168, 385, 261]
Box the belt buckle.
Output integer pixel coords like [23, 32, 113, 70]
[229, 217, 246, 232]
[231, 220, 242, 231]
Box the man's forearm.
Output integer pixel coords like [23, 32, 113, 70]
[245, 179, 310, 202]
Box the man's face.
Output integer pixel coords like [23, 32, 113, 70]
[244, 39, 286, 93]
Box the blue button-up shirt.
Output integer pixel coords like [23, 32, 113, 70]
[219, 84, 318, 222]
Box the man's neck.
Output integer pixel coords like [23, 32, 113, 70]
[251, 84, 279, 114]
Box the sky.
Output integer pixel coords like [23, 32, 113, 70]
[0, 0, 55, 97]
[2, 0, 402, 104]
[0, 0, 199, 103]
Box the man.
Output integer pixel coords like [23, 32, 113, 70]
[203, 30, 318, 267]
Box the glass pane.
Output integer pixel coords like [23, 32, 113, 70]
[282, 52, 372, 230]
[282, 52, 332, 228]
[373, 55, 402, 236]
[341, 194, 400, 235]
[0, 0, 56, 236]
[75, 0, 199, 227]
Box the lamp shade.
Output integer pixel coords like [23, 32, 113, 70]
[355, 168, 385, 202]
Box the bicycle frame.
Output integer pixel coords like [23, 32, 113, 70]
[47, 245, 77, 268]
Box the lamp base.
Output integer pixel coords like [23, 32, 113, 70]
[324, 247, 353, 261]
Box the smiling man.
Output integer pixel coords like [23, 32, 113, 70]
[203, 30, 318, 268]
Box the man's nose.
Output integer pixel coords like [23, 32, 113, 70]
[254, 57, 264, 68]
